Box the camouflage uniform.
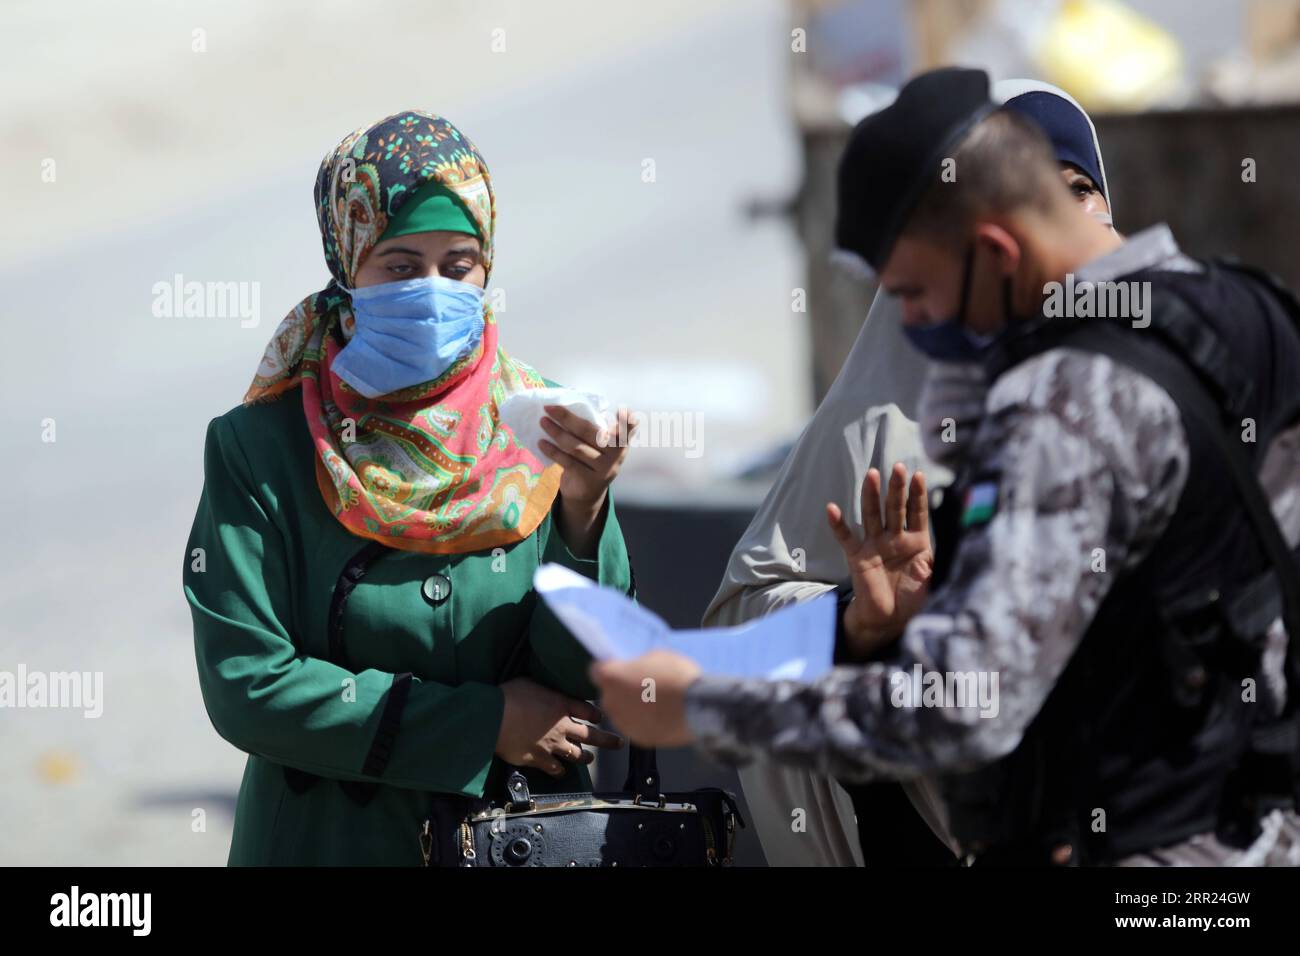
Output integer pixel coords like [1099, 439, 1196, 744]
[684, 226, 1300, 865]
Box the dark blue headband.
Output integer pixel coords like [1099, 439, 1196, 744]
[1000, 90, 1106, 202]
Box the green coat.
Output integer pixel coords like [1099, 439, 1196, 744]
[182, 385, 633, 865]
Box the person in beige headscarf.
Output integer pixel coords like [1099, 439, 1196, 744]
[702, 78, 1117, 867]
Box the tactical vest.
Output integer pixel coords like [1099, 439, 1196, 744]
[932, 259, 1300, 866]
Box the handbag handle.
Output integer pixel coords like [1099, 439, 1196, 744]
[622, 745, 661, 802]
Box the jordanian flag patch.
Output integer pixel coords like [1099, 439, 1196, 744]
[960, 481, 999, 528]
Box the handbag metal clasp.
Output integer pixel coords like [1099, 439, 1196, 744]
[504, 770, 537, 813]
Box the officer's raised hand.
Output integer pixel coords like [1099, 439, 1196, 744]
[826, 462, 932, 659]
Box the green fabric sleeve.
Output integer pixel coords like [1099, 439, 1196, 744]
[524, 492, 635, 700]
[183, 415, 502, 797]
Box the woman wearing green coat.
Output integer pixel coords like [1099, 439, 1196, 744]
[183, 111, 635, 866]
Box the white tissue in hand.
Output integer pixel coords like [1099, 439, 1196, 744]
[499, 387, 611, 462]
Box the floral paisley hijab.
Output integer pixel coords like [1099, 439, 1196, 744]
[245, 111, 561, 554]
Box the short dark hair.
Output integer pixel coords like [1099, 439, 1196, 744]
[901, 108, 1067, 249]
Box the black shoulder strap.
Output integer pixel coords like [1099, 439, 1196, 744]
[284, 539, 400, 806]
[328, 540, 391, 672]
[1210, 257, 1300, 446]
[1213, 256, 1300, 323]
[997, 316, 1300, 713]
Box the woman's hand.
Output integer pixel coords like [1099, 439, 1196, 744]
[495, 677, 625, 777]
[538, 405, 637, 558]
[826, 462, 933, 659]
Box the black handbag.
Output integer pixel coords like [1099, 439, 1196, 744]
[418, 574, 744, 867]
[418, 746, 743, 867]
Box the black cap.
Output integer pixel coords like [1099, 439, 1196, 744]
[834, 67, 996, 273]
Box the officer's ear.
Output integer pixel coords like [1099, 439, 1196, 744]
[972, 221, 1021, 276]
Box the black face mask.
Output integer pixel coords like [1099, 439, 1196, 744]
[900, 244, 1016, 363]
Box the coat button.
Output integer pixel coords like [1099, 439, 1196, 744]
[421, 574, 452, 606]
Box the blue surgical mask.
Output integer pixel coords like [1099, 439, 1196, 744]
[332, 275, 485, 398]
[900, 245, 1005, 362]
[901, 316, 998, 362]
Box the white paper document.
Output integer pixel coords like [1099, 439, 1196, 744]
[533, 564, 836, 681]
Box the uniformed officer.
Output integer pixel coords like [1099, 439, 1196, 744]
[592, 67, 1300, 866]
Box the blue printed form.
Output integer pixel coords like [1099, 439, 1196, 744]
[534, 564, 836, 681]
